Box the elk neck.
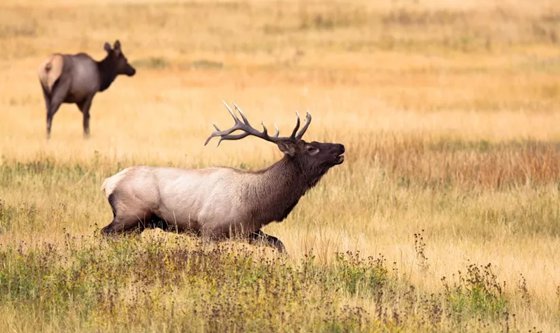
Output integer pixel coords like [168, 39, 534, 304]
[97, 55, 119, 92]
[243, 155, 325, 225]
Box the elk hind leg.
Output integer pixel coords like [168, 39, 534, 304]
[45, 80, 69, 138]
[101, 194, 148, 236]
[101, 215, 146, 236]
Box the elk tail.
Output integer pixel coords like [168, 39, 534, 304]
[38, 54, 64, 94]
[101, 168, 131, 198]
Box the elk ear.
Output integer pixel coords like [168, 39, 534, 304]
[277, 141, 297, 157]
[113, 40, 121, 56]
[104, 42, 112, 52]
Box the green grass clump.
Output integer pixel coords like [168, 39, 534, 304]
[0, 238, 377, 331]
[443, 263, 507, 319]
[0, 235, 523, 332]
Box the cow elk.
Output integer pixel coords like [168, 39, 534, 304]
[100, 103, 345, 252]
[38, 40, 136, 138]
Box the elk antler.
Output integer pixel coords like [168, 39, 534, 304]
[204, 102, 312, 146]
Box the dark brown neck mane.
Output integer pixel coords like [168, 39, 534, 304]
[97, 56, 119, 92]
[243, 155, 329, 227]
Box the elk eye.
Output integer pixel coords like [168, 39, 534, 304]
[306, 146, 319, 155]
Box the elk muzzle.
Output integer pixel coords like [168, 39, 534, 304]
[334, 144, 345, 165]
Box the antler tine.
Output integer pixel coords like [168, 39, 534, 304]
[273, 124, 280, 138]
[261, 122, 269, 137]
[223, 101, 241, 124]
[233, 103, 251, 125]
[205, 130, 251, 146]
[204, 133, 217, 146]
[295, 112, 312, 140]
[204, 103, 246, 146]
[204, 124, 223, 145]
[289, 112, 301, 139]
[217, 132, 250, 146]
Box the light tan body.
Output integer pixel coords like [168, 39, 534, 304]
[102, 165, 289, 237]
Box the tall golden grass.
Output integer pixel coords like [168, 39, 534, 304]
[1, 0, 559, 331]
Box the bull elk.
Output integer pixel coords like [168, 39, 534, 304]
[100, 103, 345, 252]
[38, 40, 136, 138]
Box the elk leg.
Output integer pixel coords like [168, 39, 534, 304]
[39, 81, 56, 136]
[46, 80, 69, 138]
[77, 96, 94, 138]
[40, 84, 50, 116]
[46, 101, 63, 139]
[101, 191, 158, 236]
[101, 216, 145, 235]
[40, 86, 53, 139]
[249, 229, 286, 253]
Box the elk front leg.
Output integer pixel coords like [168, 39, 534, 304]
[249, 229, 286, 253]
[78, 95, 94, 138]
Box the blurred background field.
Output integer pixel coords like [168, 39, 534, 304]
[1, 0, 560, 331]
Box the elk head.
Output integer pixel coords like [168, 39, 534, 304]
[205, 103, 345, 183]
[103, 40, 136, 77]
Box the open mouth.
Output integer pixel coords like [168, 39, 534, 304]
[335, 153, 345, 164]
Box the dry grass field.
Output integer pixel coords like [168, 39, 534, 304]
[1, 0, 560, 331]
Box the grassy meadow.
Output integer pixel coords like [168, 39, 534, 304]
[1, 0, 560, 331]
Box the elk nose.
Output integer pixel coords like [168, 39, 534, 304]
[337, 144, 345, 154]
